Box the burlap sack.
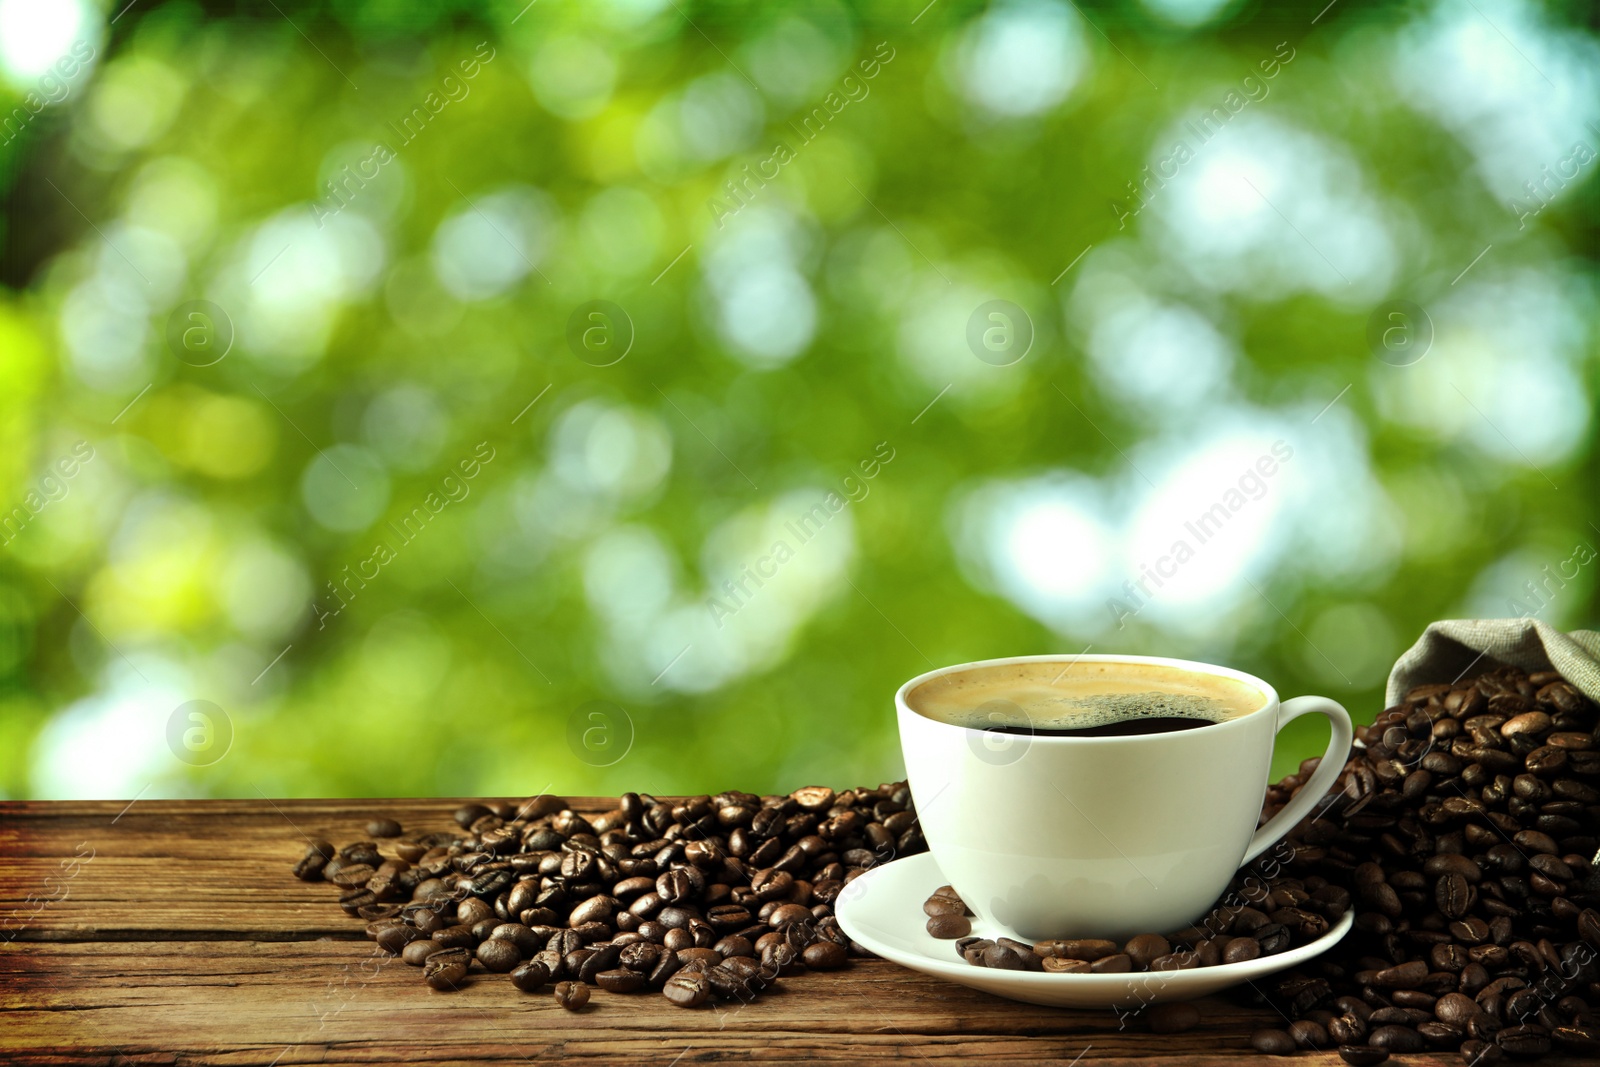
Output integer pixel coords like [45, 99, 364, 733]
[1385, 618, 1600, 708]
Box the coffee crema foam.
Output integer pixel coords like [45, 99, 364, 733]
[908, 660, 1266, 733]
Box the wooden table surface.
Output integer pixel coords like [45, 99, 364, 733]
[0, 797, 1565, 1066]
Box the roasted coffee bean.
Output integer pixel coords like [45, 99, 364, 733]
[475, 938, 521, 973]
[1223, 936, 1261, 964]
[423, 949, 470, 991]
[568, 895, 616, 927]
[922, 885, 965, 917]
[1425, 854, 1484, 882]
[1417, 1020, 1464, 1048]
[432, 924, 475, 950]
[646, 948, 683, 989]
[510, 960, 550, 992]
[802, 941, 847, 970]
[1250, 1029, 1297, 1055]
[1577, 908, 1600, 947]
[1124, 934, 1169, 969]
[1288, 1019, 1329, 1049]
[1035, 938, 1118, 961]
[577, 943, 622, 983]
[329, 863, 376, 888]
[662, 972, 712, 1008]
[619, 941, 664, 972]
[1232, 907, 1272, 933]
[548, 928, 583, 957]
[1090, 953, 1133, 973]
[705, 963, 755, 1000]
[1436, 992, 1482, 1026]
[1430, 943, 1469, 972]
[1392, 989, 1436, 1011]
[1551, 1024, 1600, 1053]
[1336, 1046, 1389, 1066]
[676, 947, 722, 967]
[595, 968, 644, 993]
[1258, 923, 1296, 955]
[1496, 1024, 1551, 1057]
[1150, 951, 1198, 972]
[488, 923, 543, 955]
[293, 841, 336, 881]
[339, 842, 382, 867]
[768, 903, 812, 928]
[1329, 1013, 1368, 1044]
[402, 940, 444, 966]
[457, 897, 494, 926]
[1367, 1025, 1423, 1052]
[1146, 1002, 1200, 1034]
[1373, 961, 1428, 988]
[762, 940, 805, 976]
[553, 981, 590, 1010]
[1437, 872, 1475, 919]
[366, 818, 402, 838]
[926, 914, 971, 939]
[375, 923, 422, 954]
[1041, 958, 1091, 973]
[713, 935, 753, 959]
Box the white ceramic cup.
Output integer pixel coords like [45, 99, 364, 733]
[897, 653, 1353, 941]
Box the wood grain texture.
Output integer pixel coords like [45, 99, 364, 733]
[0, 799, 1580, 1066]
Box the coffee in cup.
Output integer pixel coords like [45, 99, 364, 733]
[906, 659, 1266, 737]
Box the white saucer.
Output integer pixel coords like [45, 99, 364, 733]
[835, 853, 1354, 1009]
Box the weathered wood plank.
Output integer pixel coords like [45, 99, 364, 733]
[0, 940, 1317, 1066]
[0, 801, 1586, 1066]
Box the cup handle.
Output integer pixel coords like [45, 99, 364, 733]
[1241, 695, 1354, 865]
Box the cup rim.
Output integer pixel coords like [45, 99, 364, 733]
[895, 653, 1280, 743]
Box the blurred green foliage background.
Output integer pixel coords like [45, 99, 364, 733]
[0, 0, 1595, 800]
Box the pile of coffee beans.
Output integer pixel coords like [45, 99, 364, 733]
[1247, 666, 1600, 1064]
[938, 864, 1345, 976]
[292, 784, 919, 1009]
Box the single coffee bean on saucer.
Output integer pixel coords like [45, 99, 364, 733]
[1035, 938, 1118, 961]
[1041, 957, 1091, 974]
[926, 914, 971, 939]
[980, 943, 1033, 970]
[923, 885, 968, 917]
[1089, 953, 1132, 973]
[1124, 934, 1169, 969]
[1222, 937, 1260, 964]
